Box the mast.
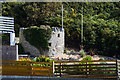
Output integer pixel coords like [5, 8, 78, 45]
[62, 4, 63, 30]
[81, 5, 83, 47]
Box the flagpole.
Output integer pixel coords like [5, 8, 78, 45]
[62, 4, 63, 30]
[81, 6, 83, 45]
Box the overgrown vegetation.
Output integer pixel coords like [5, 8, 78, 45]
[18, 56, 53, 66]
[2, 34, 10, 45]
[23, 26, 51, 51]
[18, 56, 53, 62]
[18, 43, 26, 54]
[81, 55, 92, 61]
[18, 58, 32, 62]
[79, 49, 86, 57]
[36, 56, 53, 62]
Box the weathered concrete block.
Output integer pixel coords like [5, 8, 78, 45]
[48, 27, 64, 57]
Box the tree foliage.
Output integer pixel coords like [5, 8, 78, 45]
[2, 34, 10, 45]
[2, 2, 120, 57]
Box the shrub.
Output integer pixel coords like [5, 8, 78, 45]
[18, 58, 33, 61]
[34, 56, 54, 66]
[64, 49, 66, 53]
[82, 55, 92, 61]
[18, 58, 34, 65]
[79, 49, 85, 57]
[18, 56, 54, 66]
[70, 50, 74, 53]
[36, 56, 53, 63]
[99, 58, 104, 60]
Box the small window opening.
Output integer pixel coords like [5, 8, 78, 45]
[49, 43, 51, 46]
[58, 34, 60, 37]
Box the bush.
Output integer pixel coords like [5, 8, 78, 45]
[18, 58, 34, 65]
[70, 50, 74, 53]
[79, 49, 85, 57]
[64, 49, 66, 53]
[82, 55, 92, 61]
[18, 56, 54, 66]
[36, 56, 53, 63]
[18, 58, 33, 62]
[34, 56, 53, 66]
[99, 58, 104, 60]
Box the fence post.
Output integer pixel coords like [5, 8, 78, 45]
[60, 62, 62, 77]
[52, 61, 54, 77]
[16, 45, 18, 61]
[28, 61, 32, 76]
[86, 62, 88, 77]
[116, 60, 119, 80]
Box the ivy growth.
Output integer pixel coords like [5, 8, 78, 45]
[2, 33, 10, 45]
[23, 25, 52, 51]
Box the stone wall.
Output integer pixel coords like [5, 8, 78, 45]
[19, 28, 40, 56]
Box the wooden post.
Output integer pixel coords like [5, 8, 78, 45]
[60, 62, 62, 77]
[116, 60, 119, 80]
[86, 62, 88, 77]
[28, 62, 32, 76]
[89, 62, 90, 75]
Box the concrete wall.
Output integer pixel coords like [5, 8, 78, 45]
[48, 27, 64, 57]
[2, 45, 18, 61]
